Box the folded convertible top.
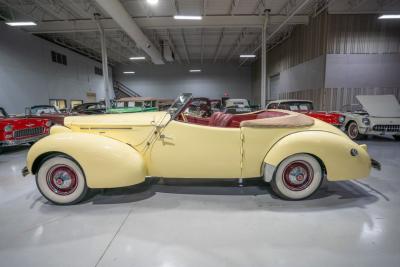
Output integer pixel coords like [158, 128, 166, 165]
[240, 111, 314, 128]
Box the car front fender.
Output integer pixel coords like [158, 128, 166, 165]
[263, 131, 371, 181]
[27, 132, 146, 188]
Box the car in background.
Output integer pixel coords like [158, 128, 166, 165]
[26, 105, 67, 125]
[341, 95, 400, 140]
[210, 99, 222, 112]
[266, 100, 345, 127]
[71, 102, 106, 115]
[108, 97, 173, 114]
[1, 107, 50, 152]
[224, 99, 253, 114]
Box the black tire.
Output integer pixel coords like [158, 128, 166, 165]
[346, 121, 365, 140]
[270, 154, 323, 200]
[393, 135, 400, 141]
[36, 154, 88, 205]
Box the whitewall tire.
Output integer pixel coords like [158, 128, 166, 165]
[347, 121, 364, 140]
[271, 154, 323, 200]
[36, 155, 88, 205]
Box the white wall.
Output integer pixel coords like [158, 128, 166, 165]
[0, 24, 113, 114]
[325, 54, 400, 89]
[114, 63, 252, 100]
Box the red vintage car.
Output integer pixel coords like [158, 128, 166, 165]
[266, 100, 345, 127]
[0, 107, 51, 152]
[26, 105, 67, 125]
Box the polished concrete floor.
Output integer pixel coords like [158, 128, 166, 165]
[0, 137, 399, 267]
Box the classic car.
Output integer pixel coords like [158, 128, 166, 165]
[224, 99, 253, 114]
[341, 95, 400, 140]
[23, 93, 380, 205]
[108, 97, 173, 114]
[26, 105, 67, 125]
[1, 107, 51, 152]
[267, 100, 345, 127]
[210, 99, 222, 112]
[71, 102, 106, 115]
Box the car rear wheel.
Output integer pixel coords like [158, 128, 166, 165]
[347, 121, 365, 140]
[36, 155, 88, 205]
[270, 154, 323, 200]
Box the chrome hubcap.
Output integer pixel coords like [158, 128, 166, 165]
[46, 165, 78, 195]
[282, 161, 314, 191]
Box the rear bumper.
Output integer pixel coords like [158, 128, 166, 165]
[21, 166, 29, 177]
[371, 158, 381, 170]
[0, 134, 47, 147]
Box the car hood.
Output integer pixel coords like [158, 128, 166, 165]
[356, 95, 400, 118]
[64, 111, 170, 128]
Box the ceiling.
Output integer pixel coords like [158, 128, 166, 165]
[0, 0, 399, 66]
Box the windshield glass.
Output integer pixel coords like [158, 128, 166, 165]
[31, 106, 59, 115]
[168, 93, 192, 120]
[279, 102, 313, 111]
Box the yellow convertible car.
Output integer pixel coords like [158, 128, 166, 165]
[23, 94, 380, 204]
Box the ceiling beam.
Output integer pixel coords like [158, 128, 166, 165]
[26, 15, 309, 34]
[180, 29, 190, 64]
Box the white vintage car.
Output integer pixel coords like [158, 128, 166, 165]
[341, 95, 400, 140]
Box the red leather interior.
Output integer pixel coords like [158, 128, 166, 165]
[184, 110, 287, 128]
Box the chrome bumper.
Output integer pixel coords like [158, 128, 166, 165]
[371, 158, 381, 171]
[0, 134, 46, 147]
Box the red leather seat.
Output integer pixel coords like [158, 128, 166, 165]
[209, 112, 234, 127]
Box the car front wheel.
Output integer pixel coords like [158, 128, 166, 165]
[347, 121, 365, 140]
[36, 155, 88, 205]
[270, 154, 323, 200]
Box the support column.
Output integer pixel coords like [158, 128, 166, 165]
[95, 16, 111, 109]
[260, 11, 269, 109]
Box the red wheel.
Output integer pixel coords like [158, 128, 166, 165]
[271, 154, 323, 200]
[36, 155, 88, 205]
[46, 165, 79, 196]
[282, 161, 314, 191]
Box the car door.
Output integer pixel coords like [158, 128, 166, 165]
[147, 120, 242, 178]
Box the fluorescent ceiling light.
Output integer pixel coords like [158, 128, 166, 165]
[378, 14, 400, 19]
[147, 0, 159, 5]
[123, 71, 135, 74]
[240, 54, 256, 58]
[174, 15, 202, 20]
[189, 69, 201, 73]
[129, 57, 146, 60]
[5, 21, 37, 26]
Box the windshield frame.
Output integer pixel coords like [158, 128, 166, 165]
[0, 107, 8, 118]
[167, 93, 193, 121]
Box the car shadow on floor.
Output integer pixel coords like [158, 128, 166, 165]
[82, 178, 380, 212]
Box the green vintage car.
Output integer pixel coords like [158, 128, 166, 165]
[108, 97, 173, 114]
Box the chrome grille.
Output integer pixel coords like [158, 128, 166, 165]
[13, 127, 44, 139]
[372, 125, 400, 132]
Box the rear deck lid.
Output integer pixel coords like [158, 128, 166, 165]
[356, 95, 400, 117]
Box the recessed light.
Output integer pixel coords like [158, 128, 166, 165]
[240, 55, 256, 58]
[5, 21, 37, 26]
[146, 0, 159, 5]
[129, 57, 146, 60]
[378, 14, 400, 19]
[189, 69, 201, 73]
[123, 71, 135, 74]
[174, 15, 203, 20]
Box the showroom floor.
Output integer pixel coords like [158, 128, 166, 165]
[0, 137, 399, 267]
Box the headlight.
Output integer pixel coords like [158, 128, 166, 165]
[339, 116, 345, 123]
[362, 118, 370, 126]
[45, 121, 53, 127]
[4, 125, 13, 132]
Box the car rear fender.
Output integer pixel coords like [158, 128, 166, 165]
[27, 132, 146, 188]
[263, 131, 371, 182]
